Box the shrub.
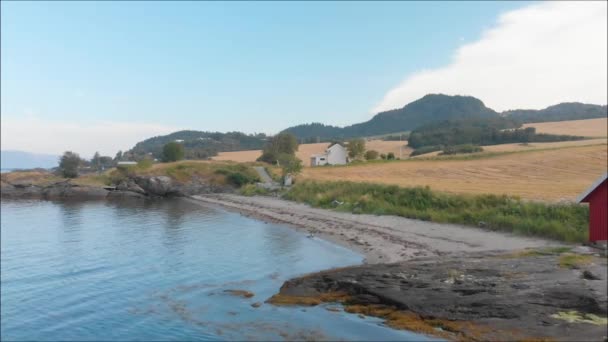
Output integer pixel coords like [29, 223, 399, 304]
[59, 151, 82, 178]
[380, 153, 387, 160]
[364, 150, 379, 160]
[440, 144, 483, 155]
[410, 145, 443, 157]
[162, 142, 185, 162]
[387, 152, 395, 160]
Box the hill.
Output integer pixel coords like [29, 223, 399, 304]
[504, 103, 607, 123]
[284, 94, 499, 140]
[0, 150, 59, 170]
[283, 95, 607, 141]
[128, 131, 268, 160]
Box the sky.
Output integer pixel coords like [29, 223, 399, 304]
[1, 1, 606, 157]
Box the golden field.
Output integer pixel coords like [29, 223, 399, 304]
[522, 118, 607, 137]
[212, 140, 410, 165]
[300, 144, 608, 202]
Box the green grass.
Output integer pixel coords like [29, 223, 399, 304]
[284, 180, 589, 242]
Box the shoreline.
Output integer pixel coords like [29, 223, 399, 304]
[189, 193, 566, 264]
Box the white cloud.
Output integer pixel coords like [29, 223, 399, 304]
[1, 116, 178, 158]
[373, 1, 608, 113]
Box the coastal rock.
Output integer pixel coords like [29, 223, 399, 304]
[267, 251, 608, 341]
[42, 181, 109, 200]
[134, 176, 175, 196]
[116, 179, 147, 195]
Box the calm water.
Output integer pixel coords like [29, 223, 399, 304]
[1, 198, 433, 341]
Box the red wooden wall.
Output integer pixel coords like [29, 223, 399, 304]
[588, 180, 607, 242]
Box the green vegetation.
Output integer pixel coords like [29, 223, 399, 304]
[365, 150, 379, 160]
[408, 118, 585, 151]
[239, 183, 271, 196]
[59, 151, 82, 178]
[162, 142, 185, 162]
[91, 152, 114, 171]
[439, 144, 483, 155]
[277, 153, 303, 177]
[129, 130, 268, 160]
[505, 103, 607, 123]
[257, 132, 299, 164]
[550, 311, 608, 325]
[284, 180, 589, 242]
[386, 152, 395, 160]
[410, 145, 442, 156]
[214, 165, 260, 187]
[346, 139, 366, 159]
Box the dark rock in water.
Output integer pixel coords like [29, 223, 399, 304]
[251, 302, 262, 308]
[42, 181, 109, 200]
[582, 270, 602, 280]
[116, 179, 147, 195]
[107, 190, 146, 199]
[267, 251, 608, 341]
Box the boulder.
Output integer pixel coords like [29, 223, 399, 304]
[134, 176, 175, 196]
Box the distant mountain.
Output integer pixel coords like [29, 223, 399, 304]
[283, 95, 607, 141]
[503, 103, 607, 123]
[284, 94, 500, 140]
[129, 130, 268, 159]
[1, 150, 59, 170]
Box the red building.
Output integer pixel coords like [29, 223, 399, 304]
[578, 173, 608, 243]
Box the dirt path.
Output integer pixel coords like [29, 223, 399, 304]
[190, 194, 564, 263]
[253, 166, 275, 184]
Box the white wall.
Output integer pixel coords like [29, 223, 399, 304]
[326, 144, 348, 165]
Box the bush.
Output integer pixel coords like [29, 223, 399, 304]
[162, 142, 185, 162]
[364, 150, 379, 160]
[410, 145, 443, 157]
[284, 180, 589, 242]
[59, 151, 81, 178]
[387, 152, 395, 160]
[380, 153, 387, 160]
[440, 144, 483, 155]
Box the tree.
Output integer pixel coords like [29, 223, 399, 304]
[257, 132, 299, 164]
[387, 152, 395, 160]
[59, 151, 81, 178]
[114, 150, 123, 162]
[277, 153, 302, 177]
[99, 156, 114, 169]
[364, 150, 379, 160]
[162, 142, 185, 162]
[91, 152, 101, 171]
[380, 153, 387, 160]
[347, 138, 366, 159]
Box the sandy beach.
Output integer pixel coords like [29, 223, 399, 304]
[190, 193, 565, 263]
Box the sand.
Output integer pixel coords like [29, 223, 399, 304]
[190, 194, 563, 264]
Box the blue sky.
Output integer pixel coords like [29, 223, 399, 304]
[2, 1, 606, 156]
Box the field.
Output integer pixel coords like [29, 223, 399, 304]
[212, 140, 410, 165]
[300, 144, 607, 202]
[522, 118, 607, 137]
[411, 138, 608, 158]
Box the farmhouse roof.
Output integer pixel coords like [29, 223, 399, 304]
[577, 172, 608, 203]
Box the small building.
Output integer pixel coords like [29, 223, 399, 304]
[310, 143, 348, 167]
[116, 161, 137, 169]
[577, 172, 608, 243]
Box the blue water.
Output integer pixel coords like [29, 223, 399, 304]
[1, 198, 434, 341]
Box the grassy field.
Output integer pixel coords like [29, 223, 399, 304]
[300, 144, 607, 202]
[212, 140, 411, 165]
[411, 138, 608, 158]
[285, 180, 589, 242]
[522, 118, 607, 137]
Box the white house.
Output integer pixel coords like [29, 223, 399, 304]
[310, 143, 348, 166]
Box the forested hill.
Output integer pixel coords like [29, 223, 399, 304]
[502, 103, 607, 123]
[283, 94, 500, 141]
[283, 94, 607, 141]
[128, 131, 268, 160]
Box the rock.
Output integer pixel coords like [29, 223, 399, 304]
[251, 302, 262, 308]
[223, 289, 255, 298]
[582, 270, 602, 280]
[42, 181, 108, 200]
[107, 190, 146, 199]
[326, 306, 341, 312]
[116, 179, 147, 195]
[134, 176, 174, 196]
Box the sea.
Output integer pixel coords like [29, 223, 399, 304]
[0, 198, 435, 341]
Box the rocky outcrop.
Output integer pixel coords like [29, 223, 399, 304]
[2, 174, 234, 200]
[268, 250, 608, 341]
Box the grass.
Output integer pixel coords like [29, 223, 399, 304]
[284, 180, 589, 242]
